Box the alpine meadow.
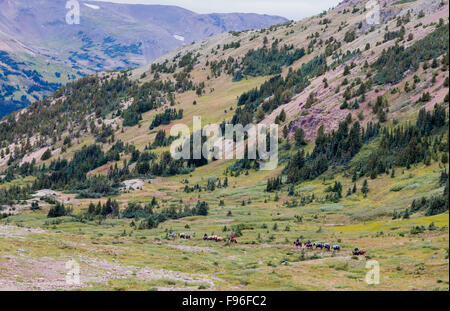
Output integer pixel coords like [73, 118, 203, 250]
[0, 0, 449, 292]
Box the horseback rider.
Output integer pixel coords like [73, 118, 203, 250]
[231, 233, 235, 241]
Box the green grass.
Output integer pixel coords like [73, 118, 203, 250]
[1, 158, 448, 290]
[393, 0, 417, 5]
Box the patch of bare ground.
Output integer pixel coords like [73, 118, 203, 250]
[121, 179, 145, 191]
[0, 250, 226, 290]
[0, 255, 104, 291]
[33, 189, 58, 197]
[0, 204, 29, 215]
[32, 189, 77, 205]
[0, 225, 47, 239]
[167, 244, 212, 253]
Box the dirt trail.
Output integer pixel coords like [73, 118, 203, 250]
[0, 251, 225, 291]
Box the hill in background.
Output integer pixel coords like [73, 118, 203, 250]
[0, 0, 287, 117]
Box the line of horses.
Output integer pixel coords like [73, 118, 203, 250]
[169, 232, 191, 239]
[168, 233, 366, 255]
[293, 241, 366, 255]
[294, 241, 340, 251]
[203, 234, 237, 243]
[168, 232, 237, 243]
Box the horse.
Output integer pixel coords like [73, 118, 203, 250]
[179, 233, 186, 239]
[353, 248, 366, 256]
[179, 233, 191, 239]
[169, 232, 177, 239]
[230, 237, 238, 243]
[203, 234, 209, 240]
[294, 240, 302, 248]
[332, 245, 340, 251]
[324, 243, 331, 251]
[305, 243, 313, 249]
[314, 242, 323, 249]
[216, 236, 224, 242]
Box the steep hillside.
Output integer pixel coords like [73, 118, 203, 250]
[0, 0, 287, 117]
[0, 0, 448, 291]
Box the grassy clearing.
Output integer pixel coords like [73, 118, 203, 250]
[1, 156, 448, 290]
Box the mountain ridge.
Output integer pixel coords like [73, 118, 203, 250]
[0, 0, 288, 117]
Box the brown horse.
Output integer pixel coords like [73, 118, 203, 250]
[332, 245, 340, 251]
[179, 233, 191, 239]
[353, 248, 367, 256]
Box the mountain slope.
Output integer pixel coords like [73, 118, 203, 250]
[0, 0, 287, 117]
[0, 0, 448, 291]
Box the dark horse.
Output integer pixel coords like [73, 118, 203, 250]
[314, 242, 323, 249]
[179, 233, 191, 239]
[294, 240, 302, 248]
[353, 248, 366, 255]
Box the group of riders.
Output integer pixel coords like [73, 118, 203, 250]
[294, 238, 366, 255]
[294, 239, 366, 255]
[169, 233, 365, 254]
[169, 232, 237, 243]
[203, 233, 237, 243]
[169, 232, 191, 239]
[294, 239, 340, 251]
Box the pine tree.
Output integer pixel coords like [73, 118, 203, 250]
[361, 180, 369, 197]
[41, 149, 52, 161]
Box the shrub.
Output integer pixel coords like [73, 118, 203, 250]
[47, 202, 68, 218]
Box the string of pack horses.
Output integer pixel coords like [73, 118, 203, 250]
[169, 232, 367, 256]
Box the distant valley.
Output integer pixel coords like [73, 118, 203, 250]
[0, 0, 287, 117]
